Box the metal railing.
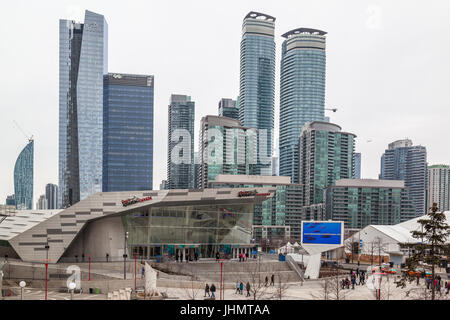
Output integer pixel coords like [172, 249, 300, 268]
[286, 254, 305, 285]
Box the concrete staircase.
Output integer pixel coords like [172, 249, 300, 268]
[154, 260, 302, 284]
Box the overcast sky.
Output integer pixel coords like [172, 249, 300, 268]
[1, 0, 449, 206]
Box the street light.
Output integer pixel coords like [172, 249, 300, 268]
[68, 282, 76, 300]
[19, 281, 26, 300]
[123, 231, 129, 280]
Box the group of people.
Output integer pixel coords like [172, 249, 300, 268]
[425, 275, 449, 295]
[175, 251, 199, 263]
[235, 281, 251, 297]
[341, 268, 366, 289]
[203, 283, 217, 298]
[238, 252, 248, 262]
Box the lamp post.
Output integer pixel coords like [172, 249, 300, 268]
[44, 243, 50, 300]
[123, 231, 129, 280]
[88, 256, 91, 281]
[19, 281, 26, 300]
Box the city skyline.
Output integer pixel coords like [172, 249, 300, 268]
[1, 1, 450, 206]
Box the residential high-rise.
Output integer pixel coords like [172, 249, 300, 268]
[14, 139, 34, 210]
[5, 195, 15, 206]
[279, 28, 326, 183]
[198, 115, 255, 189]
[36, 195, 47, 210]
[159, 180, 168, 190]
[218, 98, 239, 120]
[103, 73, 154, 192]
[380, 139, 427, 216]
[239, 12, 276, 176]
[325, 179, 416, 228]
[45, 183, 58, 209]
[354, 153, 361, 179]
[193, 152, 200, 189]
[428, 164, 450, 211]
[59, 10, 108, 208]
[299, 121, 355, 206]
[167, 95, 195, 189]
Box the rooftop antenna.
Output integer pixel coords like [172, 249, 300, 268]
[13, 120, 33, 142]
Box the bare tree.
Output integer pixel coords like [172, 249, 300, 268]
[244, 261, 271, 300]
[269, 272, 291, 300]
[311, 269, 346, 300]
[183, 276, 203, 300]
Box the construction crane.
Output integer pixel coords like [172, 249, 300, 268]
[13, 120, 33, 142]
[325, 108, 337, 112]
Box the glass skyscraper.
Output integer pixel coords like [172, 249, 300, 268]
[279, 28, 326, 183]
[167, 95, 195, 189]
[239, 12, 275, 176]
[380, 139, 428, 216]
[354, 153, 361, 179]
[218, 98, 239, 120]
[299, 121, 355, 206]
[45, 183, 58, 210]
[198, 115, 255, 189]
[103, 73, 154, 192]
[14, 140, 34, 210]
[59, 10, 108, 208]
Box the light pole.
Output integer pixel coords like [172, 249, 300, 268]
[44, 243, 50, 300]
[19, 281, 26, 300]
[123, 231, 129, 280]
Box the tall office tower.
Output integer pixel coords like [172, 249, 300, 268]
[103, 73, 154, 192]
[239, 12, 276, 176]
[354, 153, 361, 179]
[193, 152, 200, 189]
[271, 156, 279, 176]
[198, 115, 255, 189]
[14, 139, 34, 210]
[159, 180, 168, 190]
[167, 95, 195, 189]
[279, 28, 326, 183]
[45, 183, 58, 209]
[59, 10, 108, 208]
[380, 139, 427, 216]
[325, 179, 416, 228]
[218, 98, 239, 120]
[428, 164, 450, 211]
[5, 195, 15, 206]
[299, 121, 356, 206]
[36, 195, 47, 210]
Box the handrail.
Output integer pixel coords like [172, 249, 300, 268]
[286, 254, 305, 285]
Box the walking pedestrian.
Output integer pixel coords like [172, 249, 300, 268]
[246, 282, 251, 297]
[265, 276, 269, 287]
[180, 252, 183, 263]
[270, 274, 275, 286]
[204, 283, 210, 297]
[216, 252, 220, 262]
[235, 281, 240, 294]
[141, 266, 145, 279]
[426, 277, 431, 290]
[239, 281, 244, 295]
[245, 252, 249, 261]
[351, 275, 356, 289]
[210, 284, 216, 298]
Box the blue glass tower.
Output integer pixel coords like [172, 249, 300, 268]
[59, 10, 108, 208]
[279, 28, 326, 183]
[103, 73, 154, 192]
[14, 140, 34, 210]
[239, 12, 275, 176]
[167, 95, 195, 189]
[380, 139, 428, 216]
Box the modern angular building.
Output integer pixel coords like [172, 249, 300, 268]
[218, 98, 239, 120]
[198, 116, 255, 189]
[0, 188, 273, 262]
[279, 28, 327, 183]
[5, 195, 15, 206]
[167, 95, 195, 189]
[380, 139, 427, 216]
[36, 195, 46, 210]
[239, 12, 276, 176]
[428, 164, 450, 211]
[325, 179, 416, 228]
[299, 121, 355, 206]
[14, 140, 34, 210]
[45, 183, 58, 210]
[354, 153, 361, 179]
[59, 10, 108, 208]
[103, 73, 154, 192]
[209, 175, 304, 241]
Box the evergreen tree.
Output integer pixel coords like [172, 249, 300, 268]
[395, 203, 449, 300]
